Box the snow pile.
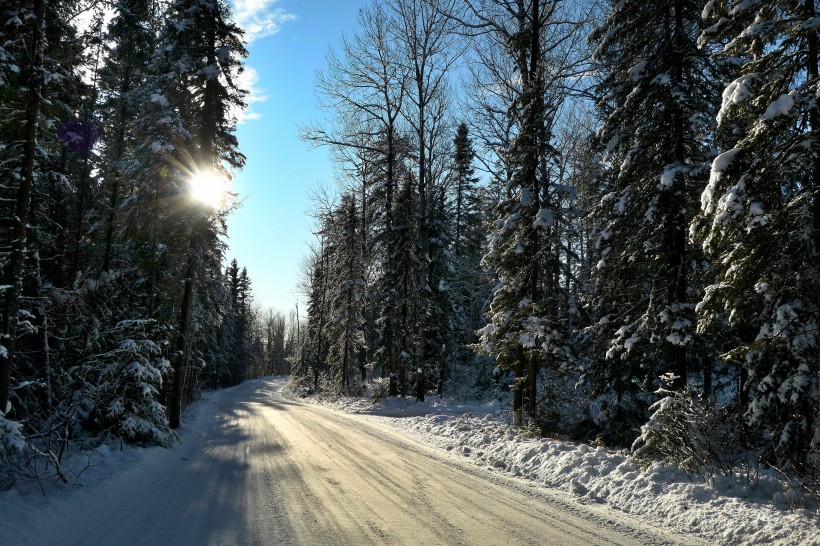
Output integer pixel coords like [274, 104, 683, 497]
[299, 390, 819, 546]
[0, 389, 217, 545]
[297, 388, 501, 419]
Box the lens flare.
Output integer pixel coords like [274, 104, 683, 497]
[188, 171, 228, 209]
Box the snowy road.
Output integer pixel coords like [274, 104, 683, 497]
[7, 378, 704, 545]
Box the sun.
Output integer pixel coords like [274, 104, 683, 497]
[188, 171, 229, 209]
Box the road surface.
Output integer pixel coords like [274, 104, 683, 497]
[65, 377, 699, 545]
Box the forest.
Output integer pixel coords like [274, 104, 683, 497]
[0, 0, 294, 486]
[294, 0, 820, 494]
[0, 0, 818, 500]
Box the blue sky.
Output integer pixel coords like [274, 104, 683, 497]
[227, 0, 365, 313]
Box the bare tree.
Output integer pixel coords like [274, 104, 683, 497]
[388, 0, 462, 394]
[301, 3, 408, 394]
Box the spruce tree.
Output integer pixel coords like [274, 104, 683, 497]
[695, 0, 820, 464]
[147, 0, 247, 427]
[449, 123, 488, 378]
[476, 0, 575, 425]
[328, 194, 366, 394]
[585, 0, 718, 437]
[0, 0, 86, 425]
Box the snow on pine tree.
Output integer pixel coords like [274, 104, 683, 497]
[0, 0, 49, 437]
[424, 187, 456, 396]
[585, 0, 718, 435]
[476, 0, 576, 426]
[148, 0, 248, 428]
[695, 0, 820, 465]
[96, 0, 159, 273]
[300, 228, 333, 393]
[449, 123, 490, 379]
[391, 171, 422, 396]
[327, 194, 367, 394]
[303, 4, 408, 395]
[0, 0, 87, 452]
[72, 320, 176, 447]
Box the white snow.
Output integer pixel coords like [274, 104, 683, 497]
[533, 207, 553, 228]
[747, 201, 767, 230]
[3, 377, 818, 546]
[762, 91, 797, 121]
[659, 165, 685, 189]
[300, 383, 820, 546]
[718, 74, 757, 125]
[149, 93, 168, 107]
[730, 0, 761, 16]
[702, 148, 740, 214]
[701, 0, 718, 19]
[627, 60, 648, 81]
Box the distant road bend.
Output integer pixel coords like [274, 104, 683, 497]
[74, 377, 701, 545]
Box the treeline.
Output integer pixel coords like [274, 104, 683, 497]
[296, 0, 819, 481]
[0, 0, 292, 482]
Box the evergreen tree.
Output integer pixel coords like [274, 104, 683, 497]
[475, 0, 576, 425]
[306, 239, 332, 393]
[449, 123, 489, 379]
[391, 172, 421, 396]
[585, 0, 719, 438]
[148, 0, 248, 427]
[0, 0, 86, 433]
[695, 0, 820, 465]
[97, 0, 158, 273]
[425, 186, 455, 395]
[327, 194, 366, 394]
[303, 4, 407, 393]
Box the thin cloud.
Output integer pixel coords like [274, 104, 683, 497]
[232, 0, 296, 43]
[236, 66, 268, 124]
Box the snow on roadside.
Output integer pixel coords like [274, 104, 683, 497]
[0, 387, 221, 546]
[296, 390, 819, 546]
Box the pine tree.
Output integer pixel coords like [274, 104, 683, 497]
[389, 0, 458, 395]
[449, 123, 489, 379]
[475, 0, 576, 425]
[585, 0, 719, 439]
[0, 0, 86, 427]
[391, 171, 421, 396]
[147, 0, 248, 428]
[425, 186, 455, 395]
[695, 0, 820, 465]
[97, 0, 158, 273]
[327, 194, 366, 394]
[302, 4, 407, 393]
[303, 236, 333, 393]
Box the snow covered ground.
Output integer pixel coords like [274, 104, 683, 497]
[293, 390, 820, 546]
[1, 377, 817, 545]
[0, 387, 233, 545]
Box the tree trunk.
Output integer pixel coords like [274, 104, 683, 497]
[669, 0, 687, 391]
[0, 0, 45, 416]
[170, 251, 196, 429]
[103, 68, 131, 272]
[386, 129, 398, 396]
[527, 354, 539, 421]
[513, 343, 525, 426]
[805, 0, 820, 452]
[523, 0, 541, 422]
[70, 157, 91, 275]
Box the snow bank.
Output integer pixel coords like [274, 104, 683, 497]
[300, 390, 819, 546]
[0, 387, 219, 545]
